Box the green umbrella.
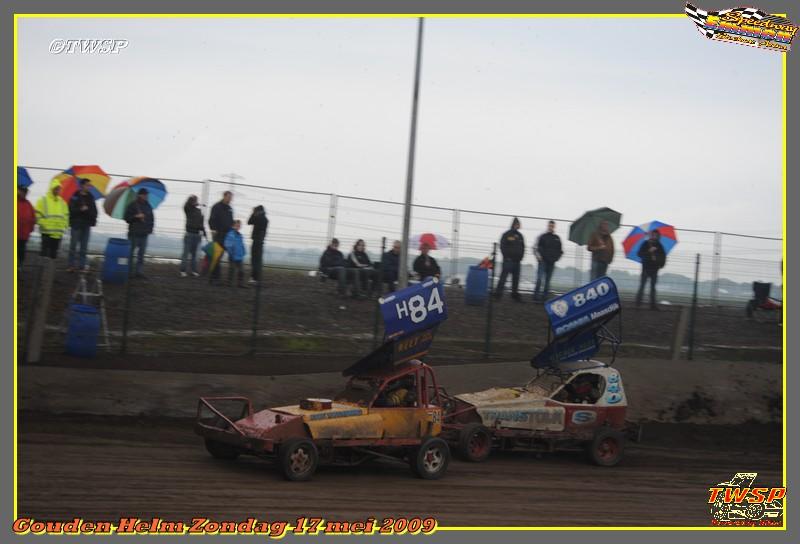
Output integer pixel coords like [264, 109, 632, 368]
[568, 207, 622, 245]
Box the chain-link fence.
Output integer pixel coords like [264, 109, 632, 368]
[21, 165, 783, 306]
[17, 165, 782, 366]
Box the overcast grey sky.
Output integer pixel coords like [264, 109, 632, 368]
[18, 17, 782, 238]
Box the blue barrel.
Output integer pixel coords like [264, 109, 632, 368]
[465, 266, 489, 305]
[102, 238, 130, 284]
[65, 304, 100, 358]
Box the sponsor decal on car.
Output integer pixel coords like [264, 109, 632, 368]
[571, 410, 597, 424]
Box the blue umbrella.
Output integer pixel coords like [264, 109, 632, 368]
[17, 166, 33, 188]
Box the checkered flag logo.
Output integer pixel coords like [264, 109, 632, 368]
[685, 3, 768, 38]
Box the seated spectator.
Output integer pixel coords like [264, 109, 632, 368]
[381, 240, 401, 293]
[319, 238, 347, 295]
[347, 239, 376, 298]
[413, 243, 441, 280]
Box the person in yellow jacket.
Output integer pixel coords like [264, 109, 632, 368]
[35, 179, 70, 259]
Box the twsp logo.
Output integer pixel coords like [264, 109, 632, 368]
[708, 472, 785, 526]
[49, 39, 129, 55]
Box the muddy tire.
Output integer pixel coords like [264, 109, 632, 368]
[410, 437, 450, 480]
[279, 438, 318, 482]
[457, 423, 492, 462]
[204, 439, 239, 460]
[587, 428, 625, 467]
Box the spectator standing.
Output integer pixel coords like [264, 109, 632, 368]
[319, 238, 348, 295]
[587, 220, 614, 280]
[35, 179, 70, 259]
[248, 205, 269, 284]
[413, 243, 441, 280]
[347, 239, 375, 298]
[67, 178, 98, 272]
[123, 188, 154, 278]
[224, 220, 246, 288]
[495, 217, 525, 301]
[636, 230, 666, 310]
[208, 191, 234, 284]
[180, 195, 206, 277]
[381, 240, 401, 292]
[17, 186, 36, 267]
[532, 220, 563, 302]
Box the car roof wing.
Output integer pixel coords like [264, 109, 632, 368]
[531, 276, 622, 368]
[343, 279, 446, 377]
[342, 325, 439, 377]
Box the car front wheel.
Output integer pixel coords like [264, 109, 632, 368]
[411, 437, 450, 480]
[279, 438, 318, 482]
[457, 423, 492, 462]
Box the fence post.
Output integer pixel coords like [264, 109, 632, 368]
[484, 243, 497, 358]
[687, 253, 700, 361]
[372, 237, 387, 348]
[450, 209, 460, 281]
[711, 232, 722, 306]
[120, 243, 135, 355]
[573, 244, 583, 288]
[201, 179, 211, 208]
[250, 277, 263, 356]
[326, 193, 338, 244]
[25, 258, 55, 364]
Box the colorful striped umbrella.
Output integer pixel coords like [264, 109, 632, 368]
[622, 220, 678, 263]
[17, 166, 34, 188]
[411, 233, 450, 250]
[53, 165, 110, 202]
[103, 177, 167, 219]
[202, 241, 225, 274]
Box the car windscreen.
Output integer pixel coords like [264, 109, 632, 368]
[524, 372, 565, 397]
[334, 378, 381, 406]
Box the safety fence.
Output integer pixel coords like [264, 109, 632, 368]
[20, 165, 783, 307]
[17, 165, 783, 366]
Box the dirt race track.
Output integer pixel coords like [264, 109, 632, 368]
[19, 415, 781, 527]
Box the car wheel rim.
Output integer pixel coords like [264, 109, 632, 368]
[423, 447, 443, 472]
[597, 437, 618, 460]
[469, 433, 489, 457]
[290, 447, 311, 473]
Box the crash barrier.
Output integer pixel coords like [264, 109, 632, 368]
[465, 265, 489, 305]
[19, 358, 782, 424]
[101, 238, 130, 284]
[20, 166, 782, 306]
[15, 256, 781, 363]
[65, 304, 100, 358]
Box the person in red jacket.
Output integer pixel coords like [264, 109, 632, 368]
[17, 186, 36, 267]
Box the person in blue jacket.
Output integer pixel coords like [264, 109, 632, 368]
[224, 220, 246, 288]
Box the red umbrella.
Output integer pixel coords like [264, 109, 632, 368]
[411, 233, 450, 250]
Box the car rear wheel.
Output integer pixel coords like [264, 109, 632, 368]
[279, 438, 318, 482]
[587, 428, 625, 466]
[204, 439, 239, 460]
[457, 423, 492, 462]
[410, 437, 450, 480]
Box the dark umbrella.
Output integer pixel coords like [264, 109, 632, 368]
[568, 207, 622, 245]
